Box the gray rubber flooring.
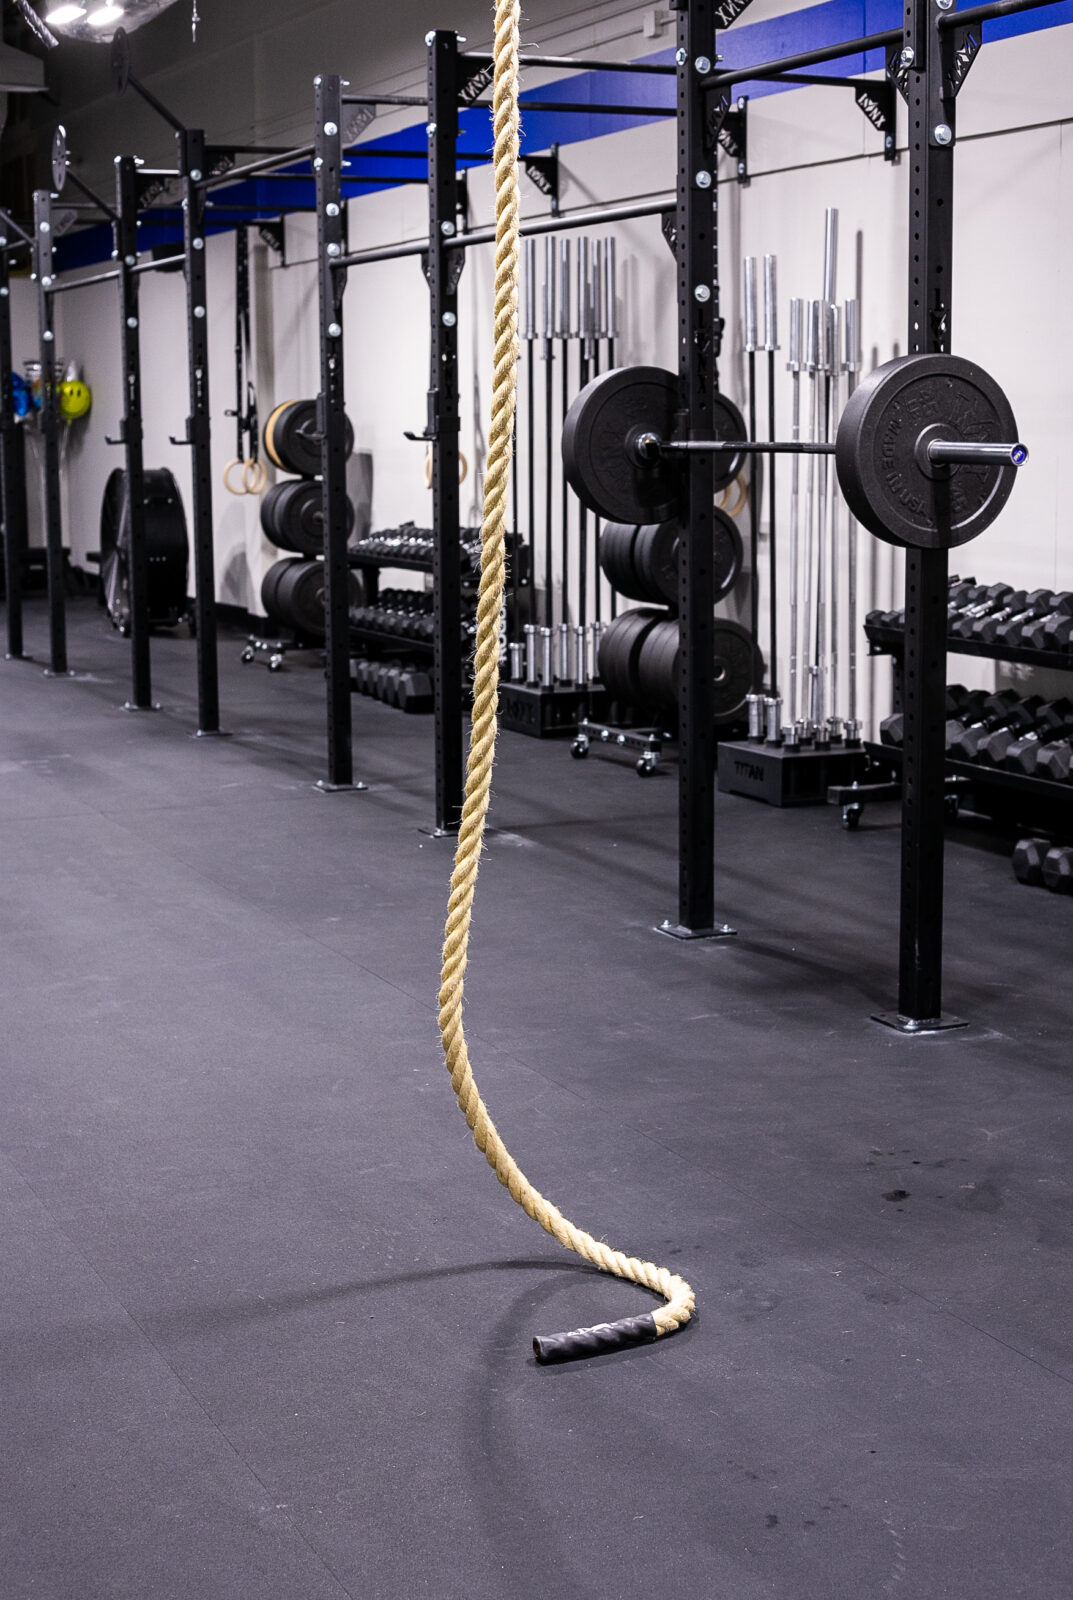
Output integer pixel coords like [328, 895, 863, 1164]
[1, 597, 1071, 1599]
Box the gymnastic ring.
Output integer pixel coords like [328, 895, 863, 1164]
[716, 471, 748, 520]
[223, 457, 247, 495]
[243, 457, 267, 495]
[424, 444, 469, 488]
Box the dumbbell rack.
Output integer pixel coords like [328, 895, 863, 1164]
[827, 619, 1073, 834]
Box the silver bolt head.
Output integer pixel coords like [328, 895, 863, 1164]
[39, 221, 50, 235]
[193, 305, 206, 319]
[425, 30, 436, 44]
[41, 275, 52, 289]
[696, 170, 712, 189]
[314, 75, 322, 86]
[124, 253, 135, 266]
[326, 201, 340, 217]
[694, 284, 711, 303]
[675, 48, 688, 65]
[885, 134, 894, 148]
[0, 287, 8, 298]
[427, 122, 437, 139]
[328, 321, 342, 337]
[189, 168, 202, 182]
[192, 237, 204, 250]
[326, 242, 341, 257]
[934, 123, 953, 145]
[899, 45, 915, 65]
[694, 55, 711, 73]
[442, 311, 457, 327]
[936, 0, 954, 9]
[127, 316, 138, 329]
[324, 121, 338, 137]
[43, 329, 53, 341]
[313, 157, 324, 170]
[440, 219, 455, 235]
[737, 96, 746, 111]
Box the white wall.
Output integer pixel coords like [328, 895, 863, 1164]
[28, 10, 1073, 730]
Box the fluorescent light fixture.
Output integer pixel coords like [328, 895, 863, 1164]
[44, 4, 88, 21]
[87, 4, 125, 25]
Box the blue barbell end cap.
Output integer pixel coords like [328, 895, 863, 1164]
[1011, 444, 1028, 466]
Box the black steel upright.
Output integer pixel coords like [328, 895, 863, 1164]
[315, 73, 358, 790]
[32, 190, 68, 676]
[179, 130, 220, 733]
[427, 32, 465, 835]
[662, 0, 731, 939]
[115, 157, 153, 710]
[0, 233, 27, 659]
[882, 0, 959, 1029]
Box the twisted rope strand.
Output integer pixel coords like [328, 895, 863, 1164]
[436, 0, 694, 1349]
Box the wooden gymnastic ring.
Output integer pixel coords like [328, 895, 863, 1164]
[243, 457, 267, 494]
[223, 457, 247, 495]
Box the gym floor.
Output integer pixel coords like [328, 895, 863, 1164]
[2, 598, 1071, 1599]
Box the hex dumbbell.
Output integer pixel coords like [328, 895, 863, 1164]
[1042, 845, 1073, 892]
[977, 698, 1073, 766]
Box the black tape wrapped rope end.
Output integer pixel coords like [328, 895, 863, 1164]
[533, 1313, 660, 1364]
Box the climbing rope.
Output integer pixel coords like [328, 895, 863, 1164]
[436, 0, 694, 1363]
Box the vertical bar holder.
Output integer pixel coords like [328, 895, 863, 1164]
[657, 0, 734, 942]
[873, 0, 964, 1034]
[180, 131, 223, 735]
[33, 191, 70, 677]
[0, 234, 27, 660]
[314, 74, 363, 793]
[424, 32, 465, 836]
[116, 157, 156, 712]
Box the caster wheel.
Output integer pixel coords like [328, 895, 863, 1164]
[241, 647, 255, 664]
[268, 654, 284, 672]
[637, 757, 656, 777]
[571, 738, 588, 759]
[841, 803, 862, 830]
[945, 794, 960, 821]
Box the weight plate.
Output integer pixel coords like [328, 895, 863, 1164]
[712, 618, 761, 722]
[262, 400, 295, 471]
[630, 615, 759, 720]
[835, 353, 1019, 550]
[712, 507, 744, 601]
[563, 366, 682, 525]
[597, 608, 663, 701]
[710, 392, 747, 492]
[51, 127, 67, 194]
[268, 479, 355, 555]
[111, 27, 130, 96]
[633, 521, 679, 606]
[599, 522, 641, 597]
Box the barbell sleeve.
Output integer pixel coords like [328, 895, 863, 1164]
[788, 296, 803, 371]
[763, 254, 778, 351]
[927, 439, 1028, 465]
[743, 255, 758, 353]
[523, 238, 536, 340]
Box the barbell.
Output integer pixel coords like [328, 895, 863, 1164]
[562, 353, 1027, 550]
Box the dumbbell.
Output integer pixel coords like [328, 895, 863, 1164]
[974, 588, 1054, 644]
[880, 686, 984, 748]
[977, 697, 1073, 765]
[942, 689, 1012, 749]
[1043, 845, 1073, 892]
[867, 578, 978, 633]
[1012, 837, 1050, 886]
[1019, 593, 1073, 649]
[398, 669, 433, 713]
[1005, 727, 1073, 777]
[948, 691, 1038, 761]
[948, 585, 1020, 640]
[1036, 738, 1073, 783]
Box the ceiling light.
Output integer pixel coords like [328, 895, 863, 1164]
[44, 4, 88, 21]
[87, 4, 125, 26]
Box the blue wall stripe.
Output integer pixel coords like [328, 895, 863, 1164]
[54, 0, 1072, 271]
